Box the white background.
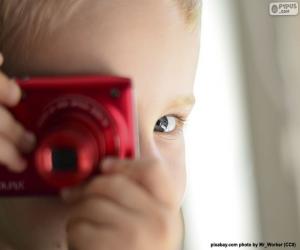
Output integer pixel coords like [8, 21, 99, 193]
[183, 1, 260, 249]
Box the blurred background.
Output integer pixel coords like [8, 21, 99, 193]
[183, 0, 300, 249]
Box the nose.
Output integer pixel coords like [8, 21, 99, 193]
[138, 130, 161, 160]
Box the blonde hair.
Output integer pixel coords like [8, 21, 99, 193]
[0, 0, 201, 69]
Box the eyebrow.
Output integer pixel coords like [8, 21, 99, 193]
[166, 95, 196, 110]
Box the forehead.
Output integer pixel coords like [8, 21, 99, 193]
[24, 0, 199, 112]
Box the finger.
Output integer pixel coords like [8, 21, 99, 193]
[0, 237, 14, 250]
[0, 75, 22, 107]
[0, 53, 3, 66]
[61, 174, 155, 214]
[0, 106, 36, 153]
[68, 197, 134, 228]
[100, 158, 176, 208]
[0, 136, 27, 172]
[67, 220, 118, 250]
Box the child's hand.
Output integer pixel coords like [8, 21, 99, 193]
[0, 53, 36, 172]
[61, 158, 182, 250]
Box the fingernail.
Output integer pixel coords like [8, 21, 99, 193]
[24, 131, 36, 147]
[20, 131, 36, 153]
[9, 81, 21, 105]
[0, 53, 3, 65]
[60, 188, 72, 200]
[101, 158, 116, 171]
[14, 158, 27, 173]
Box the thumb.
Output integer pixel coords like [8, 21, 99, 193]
[100, 157, 176, 208]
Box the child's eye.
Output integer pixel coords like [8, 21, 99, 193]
[154, 115, 186, 134]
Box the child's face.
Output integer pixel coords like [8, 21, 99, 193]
[0, 1, 199, 249]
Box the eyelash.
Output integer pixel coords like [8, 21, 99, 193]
[154, 114, 188, 138]
[172, 114, 187, 133]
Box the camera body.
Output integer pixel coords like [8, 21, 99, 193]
[0, 76, 137, 196]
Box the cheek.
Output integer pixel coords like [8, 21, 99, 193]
[156, 136, 186, 206]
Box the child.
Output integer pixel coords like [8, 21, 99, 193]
[0, 0, 201, 249]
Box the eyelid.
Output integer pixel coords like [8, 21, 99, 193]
[170, 113, 189, 125]
[173, 114, 188, 124]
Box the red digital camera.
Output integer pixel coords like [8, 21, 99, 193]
[0, 76, 137, 196]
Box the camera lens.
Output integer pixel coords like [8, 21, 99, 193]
[35, 95, 130, 189]
[51, 147, 77, 172]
